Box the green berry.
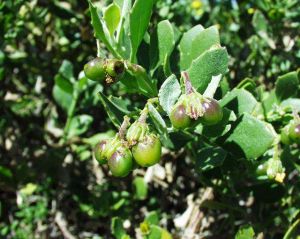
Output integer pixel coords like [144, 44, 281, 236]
[280, 126, 291, 145]
[94, 140, 108, 164]
[108, 147, 133, 177]
[289, 123, 300, 144]
[84, 57, 106, 81]
[170, 104, 191, 129]
[201, 98, 223, 125]
[132, 134, 161, 167]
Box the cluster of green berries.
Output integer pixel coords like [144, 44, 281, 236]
[94, 118, 162, 177]
[281, 121, 300, 145]
[84, 57, 125, 84]
[170, 92, 223, 129]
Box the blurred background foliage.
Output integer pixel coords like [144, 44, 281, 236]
[0, 0, 300, 238]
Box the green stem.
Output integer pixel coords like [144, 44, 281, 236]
[283, 218, 300, 239]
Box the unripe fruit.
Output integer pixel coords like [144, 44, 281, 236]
[170, 104, 191, 129]
[108, 147, 133, 177]
[94, 140, 108, 164]
[84, 57, 106, 81]
[132, 134, 161, 167]
[106, 59, 125, 78]
[256, 162, 268, 176]
[280, 126, 291, 145]
[289, 123, 300, 144]
[201, 98, 223, 125]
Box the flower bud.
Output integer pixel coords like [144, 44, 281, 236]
[126, 121, 149, 146]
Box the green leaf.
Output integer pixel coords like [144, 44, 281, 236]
[133, 177, 148, 200]
[158, 74, 181, 115]
[148, 103, 173, 148]
[252, 10, 275, 49]
[122, 63, 157, 97]
[58, 60, 74, 81]
[283, 218, 300, 239]
[0, 50, 5, 64]
[236, 78, 256, 93]
[67, 114, 93, 138]
[201, 107, 236, 138]
[129, 0, 154, 61]
[83, 130, 115, 146]
[220, 89, 258, 116]
[116, 0, 132, 59]
[145, 211, 159, 225]
[196, 147, 227, 171]
[225, 113, 276, 159]
[180, 25, 220, 70]
[148, 225, 162, 239]
[186, 46, 228, 93]
[52, 74, 73, 113]
[252, 10, 267, 32]
[203, 74, 222, 98]
[103, 3, 121, 36]
[88, 0, 119, 58]
[148, 103, 167, 131]
[0, 166, 13, 179]
[111, 217, 127, 239]
[275, 71, 299, 101]
[98, 92, 126, 127]
[108, 96, 134, 115]
[179, 25, 204, 70]
[235, 225, 255, 239]
[7, 96, 41, 117]
[156, 20, 175, 75]
[281, 98, 300, 112]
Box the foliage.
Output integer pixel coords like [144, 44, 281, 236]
[1, 0, 300, 238]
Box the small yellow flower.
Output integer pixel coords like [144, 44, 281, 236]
[247, 8, 255, 14]
[191, 0, 202, 10]
[275, 172, 285, 183]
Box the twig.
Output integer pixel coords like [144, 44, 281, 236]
[118, 116, 130, 139]
[55, 211, 77, 239]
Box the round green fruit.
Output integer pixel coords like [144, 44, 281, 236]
[289, 123, 300, 144]
[84, 57, 106, 81]
[132, 134, 161, 167]
[108, 147, 133, 177]
[201, 98, 223, 125]
[94, 140, 108, 164]
[106, 59, 125, 78]
[256, 162, 268, 176]
[280, 126, 291, 145]
[170, 104, 191, 129]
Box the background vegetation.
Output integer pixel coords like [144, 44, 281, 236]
[1, 0, 300, 238]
